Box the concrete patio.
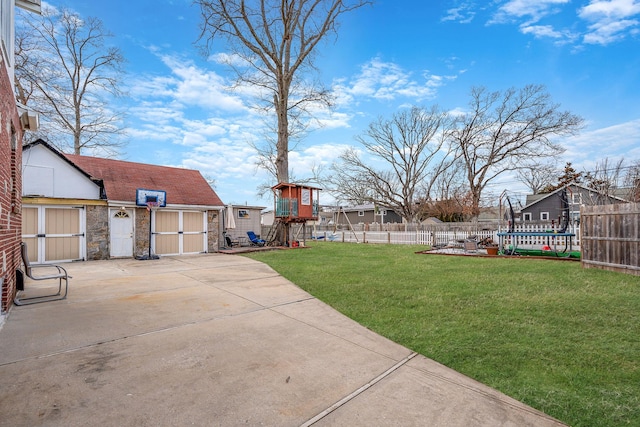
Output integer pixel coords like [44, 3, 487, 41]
[0, 254, 566, 426]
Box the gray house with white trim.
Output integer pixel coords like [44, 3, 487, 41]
[332, 204, 404, 226]
[519, 184, 628, 225]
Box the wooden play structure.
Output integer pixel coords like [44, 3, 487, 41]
[267, 183, 321, 246]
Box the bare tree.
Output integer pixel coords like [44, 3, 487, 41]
[14, 22, 38, 106]
[623, 160, 640, 202]
[252, 137, 325, 197]
[195, 0, 370, 184]
[417, 159, 473, 222]
[328, 106, 455, 223]
[584, 157, 625, 198]
[449, 85, 583, 217]
[249, 127, 322, 199]
[516, 160, 558, 194]
[15, 6, 126, 155]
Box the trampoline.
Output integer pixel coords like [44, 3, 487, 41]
[497, 231, 576, 256]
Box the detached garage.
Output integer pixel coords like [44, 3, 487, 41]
[22, 140, 225, 261]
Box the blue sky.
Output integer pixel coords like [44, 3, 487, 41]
[45, 0, 640, 207]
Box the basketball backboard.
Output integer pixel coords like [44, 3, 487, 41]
[135, 188, 167, 207]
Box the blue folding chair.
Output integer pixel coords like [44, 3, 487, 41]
[247, 231, 266, 247]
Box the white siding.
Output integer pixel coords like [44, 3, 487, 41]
[22, 144, 101, 199]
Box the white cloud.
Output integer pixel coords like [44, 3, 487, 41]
[159, 55, 247, 111]
[562, 118, 640, 165]
[482, 0, 640, 46]
[441, 4, 476, 23]
[129, 54, 247, 112]
[130, 101, 185, 126]
[335, 58, 456, 104]
[520, 24, 580, 44]
[579, 0, 640, 19]
[521, 24, 564, 38]
[183, 141, 258, 178]
[447, 107, 468, 117]
[289, 143, 352, 178]
[579, 0, 640, 44]
[491, 0, 570, 24]
[209, 52, 250, 68]
[311, 110, 354, 130]
[583, 18, 639, 43]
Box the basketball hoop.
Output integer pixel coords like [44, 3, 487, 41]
[146, 201, 160, 212]
[135, 189, 165, 261]
[139, 201, 161, 260]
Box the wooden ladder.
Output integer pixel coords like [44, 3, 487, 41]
[265, 218, 283, 245]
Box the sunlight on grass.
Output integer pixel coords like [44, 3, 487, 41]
[244, 242, 640, 427]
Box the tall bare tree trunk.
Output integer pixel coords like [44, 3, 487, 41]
[275, 93, 289, 183]
[196, 0, 371, 246]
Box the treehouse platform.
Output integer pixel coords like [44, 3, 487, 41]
[272, 182, 321, 224]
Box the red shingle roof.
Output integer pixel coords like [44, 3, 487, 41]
[65, 154, 224, 206]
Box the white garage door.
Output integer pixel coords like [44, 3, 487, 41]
[153, 210, 206, 255]
[22, 205, 85, 263]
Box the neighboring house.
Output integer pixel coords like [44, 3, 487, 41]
[477, 206, 502, 223]
[261, 209, 274, 227]
[22, 140, 225, 262]
[519, 184, 628, 224]
[315, 207, 334, 226]
[421, 217, 443, 226]
[1, 0, 41, 313]
[332, 204, 403, 226]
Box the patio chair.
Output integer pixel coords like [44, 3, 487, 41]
[14, 242, 70, 306]
[247, 231, 266, 247]
[223, 232, 239, 249]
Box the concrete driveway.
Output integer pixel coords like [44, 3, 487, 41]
[0, 254, 566, 426]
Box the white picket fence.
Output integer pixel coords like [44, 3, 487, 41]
[497, 224, 581, 251]
[314, 229, 495, 246]
[310, 223, 581, 250]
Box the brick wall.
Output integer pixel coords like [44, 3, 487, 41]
[0, 62, 24, 313]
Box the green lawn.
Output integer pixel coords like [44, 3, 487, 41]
[243, 242, 640, 427]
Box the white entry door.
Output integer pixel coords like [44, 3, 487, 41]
[110, 209, 134, 257]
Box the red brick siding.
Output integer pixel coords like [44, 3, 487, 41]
[0, 62, 24, 313]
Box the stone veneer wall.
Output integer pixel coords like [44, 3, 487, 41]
[85, 205, 109, 260]
[207, 210, 220, 252]
[134, 207, 151, 259]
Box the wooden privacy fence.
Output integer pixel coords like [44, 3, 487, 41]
[581, 203, 640, 276]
